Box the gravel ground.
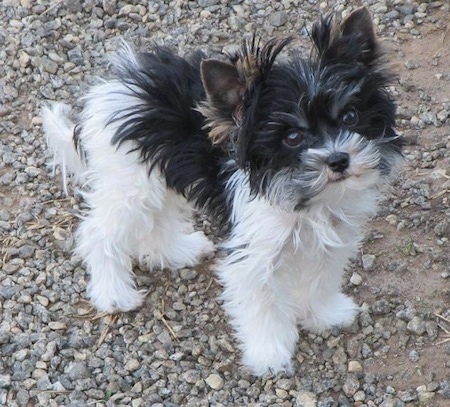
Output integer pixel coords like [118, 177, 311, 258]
[1, 0, 450, 406]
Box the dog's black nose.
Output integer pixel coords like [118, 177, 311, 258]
[327, 152, 350, 173]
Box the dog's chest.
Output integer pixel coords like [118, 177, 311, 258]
[287, 208, 363, 259]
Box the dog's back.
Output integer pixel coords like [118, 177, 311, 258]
[43, 45, 231, 222]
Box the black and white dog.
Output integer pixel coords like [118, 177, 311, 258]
[42, 8, 403, 375]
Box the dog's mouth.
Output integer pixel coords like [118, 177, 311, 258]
[328, 168, 371, 184]
[327, 170, 352, 183]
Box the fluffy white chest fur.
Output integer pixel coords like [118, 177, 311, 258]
[217, 170, 379, 374]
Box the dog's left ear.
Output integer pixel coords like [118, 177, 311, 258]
[340, 7, 376, 63]
[341, 7, 375, 41]
[313, 7, 378, 66]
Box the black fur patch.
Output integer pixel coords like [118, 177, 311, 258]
[110, 47, 232, 227]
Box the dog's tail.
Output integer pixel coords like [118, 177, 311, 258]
[41, 103, 86, 195]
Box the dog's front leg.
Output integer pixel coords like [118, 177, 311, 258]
[218, 252, 299, 375]
[216, 200, 300, 376]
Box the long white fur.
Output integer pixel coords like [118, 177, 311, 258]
[41, 103, 86, 195]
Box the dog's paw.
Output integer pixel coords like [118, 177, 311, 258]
[166, 231, 215, 269]
[88, 283, 146, 313]
[240, 332, 296, 376]
[186, 230, 215, 261]
[243, 348, 293, 377]
[302, 293, 359, 333]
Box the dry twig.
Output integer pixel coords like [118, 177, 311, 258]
[434, 313, 450, 345]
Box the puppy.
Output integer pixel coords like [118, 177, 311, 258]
[42, 7, 403, 375]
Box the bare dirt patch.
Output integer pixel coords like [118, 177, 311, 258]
[354, 11, 450, 402]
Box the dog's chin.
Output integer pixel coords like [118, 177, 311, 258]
[294, 169, 380, 210]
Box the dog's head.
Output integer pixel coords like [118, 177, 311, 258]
[200, 8, 403, 211]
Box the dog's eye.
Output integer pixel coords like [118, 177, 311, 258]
[283, 131, 303, 148]
[341, 109, 359, 127]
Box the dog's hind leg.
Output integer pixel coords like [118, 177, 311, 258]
[77, 215, 145, 313]
[76, 176, 157, 313]
[77, 172, 213, 313]
[42, 100, 147, 313]
[139, 190, 214, 271]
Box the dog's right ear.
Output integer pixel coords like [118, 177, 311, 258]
[200, 37, 292, 147]
[201, 60, 245, 115]
[200, 59, 246, 145]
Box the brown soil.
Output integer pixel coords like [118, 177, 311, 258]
[355, 9, 450, 401]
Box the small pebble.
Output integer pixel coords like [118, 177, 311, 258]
[350, 272, 363, 286]
[205, 374, 224, 390]
[362, 254, 376, 271]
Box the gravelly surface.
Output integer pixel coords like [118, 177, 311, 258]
[1, 1, 450, 406]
